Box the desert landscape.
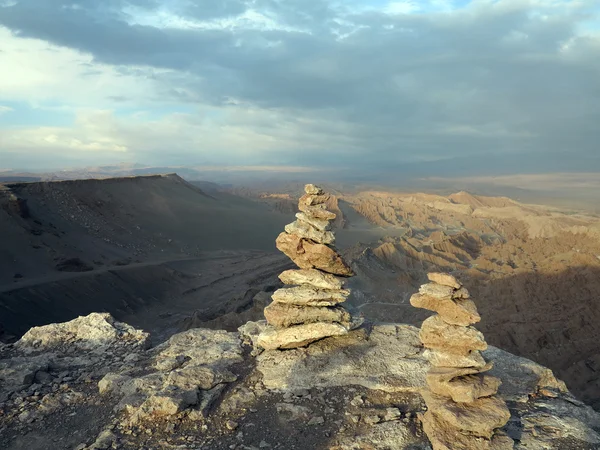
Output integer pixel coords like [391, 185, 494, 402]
[1, 178, 600, 449]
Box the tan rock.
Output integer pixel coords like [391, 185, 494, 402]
[424, 349, 488, 369]
[421, 410, 513, 450]
[427, 366, 500, 403]
[453, 287, 470, 299]
[420, 315, 487, 353]
[419, 283, 455, 299]
[279, 269, 344, 290]
[275, 232, 353, 276]
[427, 273, 462, 289]
[257, 322, 348, 350]
[304, 184, 323, 195]
[299, 193, 330, 207]
[298, 203, 336, 220]
[410, 294, 480, 326]
[422, 391, 511, 438]
[271, 286, 350, 306]
[296, 212, 331, 231]
[285, 220, 335, 244]
[264, 303, 350, 328]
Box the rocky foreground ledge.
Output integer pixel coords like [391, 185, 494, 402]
[0, 313, 599, 450]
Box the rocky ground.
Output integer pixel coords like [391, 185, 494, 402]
[1, 313, 599, 450]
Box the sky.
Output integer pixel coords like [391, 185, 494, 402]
[0, 0, 599, 174]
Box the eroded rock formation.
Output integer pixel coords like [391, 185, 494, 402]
[1, 312, 599, 449]
[257, 184, 357, 350]
[411, 273, 513, 449]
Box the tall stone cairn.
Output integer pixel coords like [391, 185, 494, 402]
[257, 184, 356, 350]
[411, 273, 514, 450]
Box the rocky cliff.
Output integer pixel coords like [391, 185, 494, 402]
[0, 313, 598, 450]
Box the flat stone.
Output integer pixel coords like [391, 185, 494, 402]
[285, 220, 335, 244]
[422, 391, 511, 439]
[296, 212, 331, 231]
[299, 193, 330, 207]
[279, 269, 344, 290]
[298, 203, 336, 220]
[256, 322, 348, 350]
[424, 349, 488, 369]
[427, 366, 500, 403]
[264, 303, 351, 328]
[421, 410, 514, 450]
[427, 273, 462, 289]
[419, 283, 455, 299]
[420, 315, 487, 353]
[271, 286, 350, 306]
[304, 184, 323, 195]
[410, 294, 480, 326]
[276, 232, 353, 276]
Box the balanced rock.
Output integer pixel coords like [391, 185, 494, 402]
[299, 193, 329, 207]
[256, 322, 348, 350]
[412, 272, 513, 449]
[427, 366, 500, 403]
[421, 410, 514, 450]
[264, 303, 350, 328]
[422, 391, 511, 439]
[427, 272, 462, 289]
[304, 184, 323, 195]
[271, 286, 350, 306]
[258, 184, 355, 350]
[419, 315, 487, 353]
[410, 294, 480, 326]
[419, 283, 455, 299]
[279, 269, 344, 290]
[275, 232, 353, 276]
[296, 212, 331, 231]
[298, 203, 336, 220]
[423, 349, 487, 369]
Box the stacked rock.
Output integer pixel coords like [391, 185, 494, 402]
[257, 184, 356, 350]
[411, 272, 513, 450]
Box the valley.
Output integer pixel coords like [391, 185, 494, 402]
[2, 174, 600, 411]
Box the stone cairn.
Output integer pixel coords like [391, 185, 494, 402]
[257, 184, 356, 350]
[410, 272, 513, 450]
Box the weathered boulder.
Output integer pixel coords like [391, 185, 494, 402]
[16, 313, 150, 353]
[256, 322, 349, 350]
[264, 303, 351, 328]
[276, 232, 353, 276]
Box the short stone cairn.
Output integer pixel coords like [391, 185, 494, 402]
[411, 272, 513, 449]
[257, 184, 356, 350]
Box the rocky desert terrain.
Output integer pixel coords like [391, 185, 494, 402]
[1, 174, 600, 449]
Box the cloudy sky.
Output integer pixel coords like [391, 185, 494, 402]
[0, 0, 599, 174]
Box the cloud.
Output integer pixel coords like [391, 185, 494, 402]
[0, 0, 599, 172]
[0, 105, 14, 114]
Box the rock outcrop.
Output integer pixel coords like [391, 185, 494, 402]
[257, 184, 357, 350]
[1, 313, 599, 449]
[411, 273, 513, 449]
